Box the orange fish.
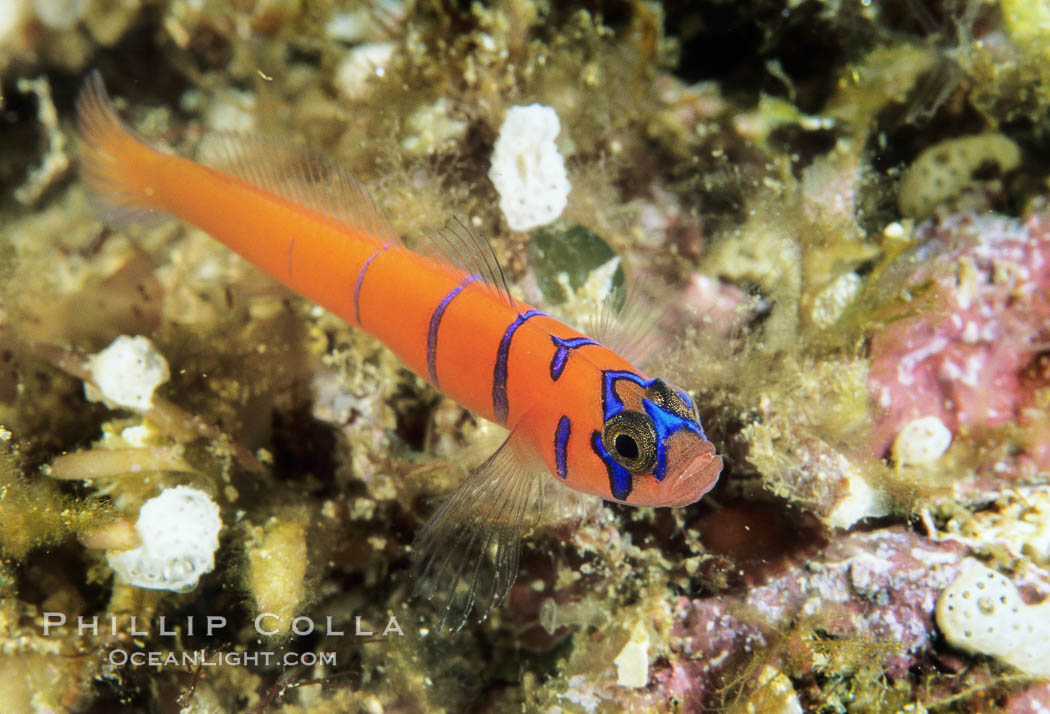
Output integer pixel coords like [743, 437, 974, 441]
[76, 73, 722, 628]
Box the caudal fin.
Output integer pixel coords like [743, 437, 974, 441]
[76, 72, 166, 225]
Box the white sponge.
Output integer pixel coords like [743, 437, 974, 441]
[488, 104, 570, 231]
[935, 561, 1050, 676]
[107, 486, 222, 592]
[86, 335, 170, 411]
[893, 416, 952, 465]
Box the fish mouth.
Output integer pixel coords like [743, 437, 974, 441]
[663, 447, 723, 507]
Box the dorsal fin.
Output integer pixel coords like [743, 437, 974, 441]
[199, 132, 401, 247]
[415, 218, 514, 305]
[589, 276, 674, 367]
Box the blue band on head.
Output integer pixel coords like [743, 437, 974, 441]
[642, 398, 703, 481]
[592, 430, 632, 499]
[590, 370, 707, 494]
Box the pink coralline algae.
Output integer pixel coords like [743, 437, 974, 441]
[660, 599, 766, 710]
[868, 211, 1050, 466]
[1004, 680, 1050, 714]
[658, 527, 967, 709]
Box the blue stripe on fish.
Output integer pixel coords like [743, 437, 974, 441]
[353, 246, 388, 324]
[555, 415, 571, 479]
[549, 336, 600, 381]
[426, 276, 477, 387]
[492, 309, 545, 423]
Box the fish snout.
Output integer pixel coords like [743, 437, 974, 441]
[663, 444, 722, 507]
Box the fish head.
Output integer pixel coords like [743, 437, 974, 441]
[592, 372, 722, 507]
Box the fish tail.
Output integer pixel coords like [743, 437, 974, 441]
[76, 71, 168, 225]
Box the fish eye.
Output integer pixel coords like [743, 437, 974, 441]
[646, 379, 693, 420]
[601, 411, 657, 473]
[615, 433, 638, 460]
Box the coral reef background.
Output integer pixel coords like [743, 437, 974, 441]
[1, 0, 1049, 711]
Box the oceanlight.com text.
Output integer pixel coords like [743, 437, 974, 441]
[108, 648, 338, 668]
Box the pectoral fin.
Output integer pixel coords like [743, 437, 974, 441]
[412, 427, 570, 631]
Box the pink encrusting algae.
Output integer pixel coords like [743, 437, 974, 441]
[868, 211, 1050, 469]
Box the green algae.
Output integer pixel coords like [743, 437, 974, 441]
[0, 448, 112, 560]
[528, 222, 625, 304]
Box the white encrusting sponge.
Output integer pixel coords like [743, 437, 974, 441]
[107, 486, 222, 592]
[935, 561, 1050, 676]
[86, 335, 170, 411]
[892, 416, 953, 466]
[488, 104, 570, 232]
